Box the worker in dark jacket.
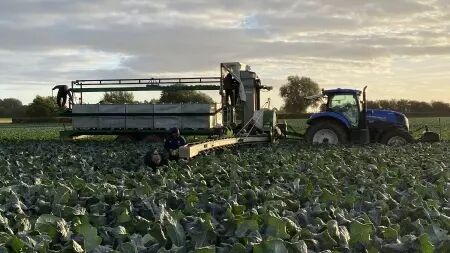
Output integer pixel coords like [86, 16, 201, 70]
[223, 73, 238, 106]
[52, 85, 73, 108]
[164, 127, 187, 160]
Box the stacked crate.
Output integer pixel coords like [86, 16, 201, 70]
[72, 103, 219, 130]
[126, 104, 154, 129]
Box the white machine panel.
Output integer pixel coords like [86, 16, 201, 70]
[72, 104, 99, 129]
[181, 104, 215, 113]
[71, 103, 219, 130]
[154, 116, 181, 129]
[99, 104, 126, 113]
[154, 104, 182, 113]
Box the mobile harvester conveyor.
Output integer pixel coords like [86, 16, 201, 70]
[55, 61, 439, 159]
[57, 62, 280, 156]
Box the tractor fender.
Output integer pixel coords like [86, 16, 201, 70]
[307, 112, 351, 129]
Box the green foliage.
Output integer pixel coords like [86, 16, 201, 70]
[26, 96, 60, 117]
[159, 85, 214, 104]
[74, 219, 102, 251]
[279, 76, 321, 113]
[0, 139, 450, 252]
[100, 91, 135, 104]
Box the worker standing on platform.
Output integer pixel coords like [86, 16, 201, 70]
[164, 127, 187, 160]
[223, 72, 239, 106]
[52, 85, 73, 109]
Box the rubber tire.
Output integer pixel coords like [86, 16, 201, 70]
[305, 120, 349, 144]
[380, 129, 413, 145]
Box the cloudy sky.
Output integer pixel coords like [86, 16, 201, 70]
[0, 0, 449, 108]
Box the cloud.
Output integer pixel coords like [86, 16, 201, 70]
[0, 0, 449, 105]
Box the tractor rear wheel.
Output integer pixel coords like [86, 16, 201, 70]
[306, 120, 348, 145]
[380, 129, 413, 146]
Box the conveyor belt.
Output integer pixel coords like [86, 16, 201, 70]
[179, 136, 271, 159]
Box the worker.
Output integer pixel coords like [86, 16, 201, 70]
[52, 85, 73, 108]
[164, 127, 187, 160]
[144, 149, 167, 172]
[223, 72, 238, 106]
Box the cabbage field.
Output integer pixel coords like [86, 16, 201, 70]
[0, 118, 449, 252]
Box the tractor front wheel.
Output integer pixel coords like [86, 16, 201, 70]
[380, 129, 413, 146]
[305, 120, 348, 145]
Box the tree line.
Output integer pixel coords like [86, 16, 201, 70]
[2, 78, 449, 118]
[278, 75, 450, 114]
[367, 100, 450, 114]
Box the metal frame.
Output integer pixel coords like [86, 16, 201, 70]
[179, 136, 270, 158]
[71, 77, 221, 104]
[59, 62, 271, 139]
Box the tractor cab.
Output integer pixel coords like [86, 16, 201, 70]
[323, 89, 364, 128]
[307, 88, 370, 144]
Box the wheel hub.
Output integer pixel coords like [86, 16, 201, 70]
[313, 129, 339, 144]
[387, 136, 407, 146]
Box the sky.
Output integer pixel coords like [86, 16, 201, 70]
[0, 0, 449, 108]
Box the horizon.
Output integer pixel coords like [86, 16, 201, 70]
[0, 0, 449, 107]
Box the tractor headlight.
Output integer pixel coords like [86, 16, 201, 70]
[405, 117, 410, 131]
[395, 113, 409, 131]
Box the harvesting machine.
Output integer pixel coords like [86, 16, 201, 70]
[58, 62, 279, 144]
[55, 61, 439, 159]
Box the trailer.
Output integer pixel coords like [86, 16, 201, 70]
[57, 62, 276, 141]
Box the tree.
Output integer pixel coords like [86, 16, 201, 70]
[431, 101, 450, 112]
[26, 96, 60, 117]
[0, 98, 25, 117]
[159, 85, 214, 104]
[143, 98, 160, 104]
[279, 76, 321, 113]
[367, 99, 450, 114]
[100, 91, 135, 104]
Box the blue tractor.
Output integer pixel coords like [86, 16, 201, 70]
[305, 87, 438, 145]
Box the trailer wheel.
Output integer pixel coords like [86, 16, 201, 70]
[380, 129, 413, 146]
[306, 120, 348, 145]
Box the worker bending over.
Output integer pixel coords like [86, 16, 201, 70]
[164, 127, 187, 160]
[144, 149, 168, 172]
[52, 85, 73, 109]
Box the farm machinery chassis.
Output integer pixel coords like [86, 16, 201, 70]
[54, 61, 440, 159]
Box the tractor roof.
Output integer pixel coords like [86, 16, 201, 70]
[323, 88, 361, 96]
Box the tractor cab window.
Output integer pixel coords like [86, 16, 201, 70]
[329, 94, 359, 127]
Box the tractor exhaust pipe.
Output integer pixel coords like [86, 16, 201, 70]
[361, 86, 368, 129]
[359, 86, 370, 144]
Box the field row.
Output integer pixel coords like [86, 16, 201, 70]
[0, 140, 449, 252]
[1, 117, 449, 141]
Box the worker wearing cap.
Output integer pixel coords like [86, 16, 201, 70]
[144, 149, 168, 172]
[52, 85, 73, 108]
[164, 127, 187, 160]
